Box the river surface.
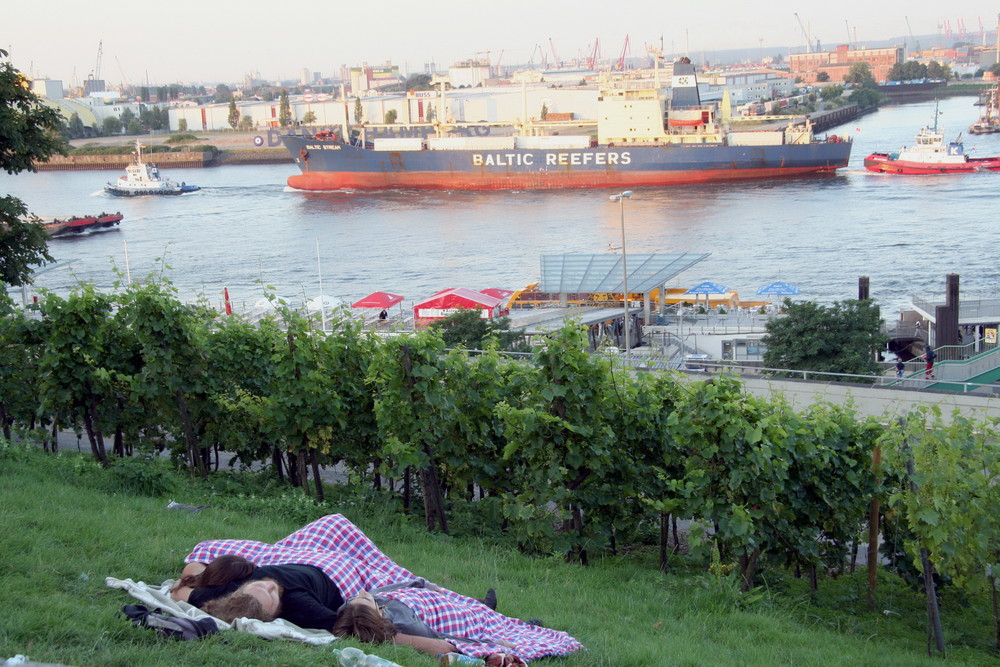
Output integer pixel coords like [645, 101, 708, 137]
[3, 96, 997, 318]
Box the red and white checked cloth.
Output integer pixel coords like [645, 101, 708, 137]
[381, 587, 584, 661]
[185, 514, 584, 661]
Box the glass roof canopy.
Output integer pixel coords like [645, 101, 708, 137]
[540, 253, 711, 294]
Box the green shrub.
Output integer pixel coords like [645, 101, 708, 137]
[104, 456, 180, 496]
[164, 133, 202, 144]
[69, 145, 134, 156]
[187, 144, 217, 153]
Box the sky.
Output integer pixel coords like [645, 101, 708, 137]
[7, 1, 1000, 85]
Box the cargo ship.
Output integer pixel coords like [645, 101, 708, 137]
[280, 59, 852, 191]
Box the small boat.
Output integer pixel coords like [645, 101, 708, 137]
[105, 140, 200, 196]
[41, 212, 123, 237]
[864, 103, 1000, 174]
[969, 83, 1000, 135]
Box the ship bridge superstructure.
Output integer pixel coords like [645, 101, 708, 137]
[597, 60, 724, 145]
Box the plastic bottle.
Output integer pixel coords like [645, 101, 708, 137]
[437, 653, 485, 665]
[333, 647, 403, 667]
[364, 654, 403, 667]
[333, 647, 366, 667]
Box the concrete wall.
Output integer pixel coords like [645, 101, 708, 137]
[740, 375, 1000, 422]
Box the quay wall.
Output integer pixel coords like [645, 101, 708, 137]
[37, 151, 216, 171]
[808, 104, 863, 133]
[35, 148, 292, 171]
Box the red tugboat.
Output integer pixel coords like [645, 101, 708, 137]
[41, 212, 123, 237]
[865, 105, 1000, 174]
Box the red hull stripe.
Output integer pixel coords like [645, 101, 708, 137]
[288, 167, 844, 191]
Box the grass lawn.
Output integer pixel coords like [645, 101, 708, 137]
[1, 443, 996, 666]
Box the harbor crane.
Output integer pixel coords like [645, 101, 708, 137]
[549, 38, 561, 67]
[86, 40, 103, 85]
[905, 16, 918, 55]
[794, 13, 818, 53]
[617, 34, 631, 71]
[588, 39, 601, 71]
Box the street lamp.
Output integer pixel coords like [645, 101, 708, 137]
[609, 191, 633, 364]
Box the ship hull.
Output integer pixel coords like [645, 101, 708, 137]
[281, 136, 853, 191]
[864, 153, 1000, 174]
[105, 184, 201, 196]
[45, 213, 123, 237]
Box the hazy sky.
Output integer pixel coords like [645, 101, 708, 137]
[7, 1, 999, 84]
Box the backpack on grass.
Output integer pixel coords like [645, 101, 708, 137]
[121, 604, 219, 641]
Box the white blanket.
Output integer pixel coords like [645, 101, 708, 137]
[105, 577, 338, 646]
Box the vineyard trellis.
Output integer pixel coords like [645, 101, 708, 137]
[2, 280, 999, 653]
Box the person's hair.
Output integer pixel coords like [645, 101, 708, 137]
[202, 592, 278, 623]
[178, 555, 257, 590]
[332, 602, 397, 643]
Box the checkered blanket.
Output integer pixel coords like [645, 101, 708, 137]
[184, 514, 583, 662]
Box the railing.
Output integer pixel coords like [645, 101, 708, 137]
[608, 356, 1000, 394]
[911, 296, 1000, 320]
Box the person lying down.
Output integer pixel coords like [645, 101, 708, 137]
[173, 514, 584, 664]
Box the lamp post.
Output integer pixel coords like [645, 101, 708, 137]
[609, 191, 633, 364]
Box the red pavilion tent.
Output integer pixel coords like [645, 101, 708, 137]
[412, 288, 508, 327]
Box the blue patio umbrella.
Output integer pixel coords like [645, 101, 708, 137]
[756, 281, 800, 296]
[684, 281, 731, 309]
[685, 281, 731, 295]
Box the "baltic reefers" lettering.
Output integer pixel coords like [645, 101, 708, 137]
[472, 152, 632, 167]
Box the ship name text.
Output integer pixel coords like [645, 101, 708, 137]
[472, 151, 632, 167]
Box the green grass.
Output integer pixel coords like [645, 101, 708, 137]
[0, 444, 996, 666]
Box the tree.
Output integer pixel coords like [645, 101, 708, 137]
[103, 116, 123, 135]
[0, 49, 64, 288]
[403, 73, 433, 90]
[540, 103, 549, 120]
[816, 71, 830, 83]
[844, 62, 876, 88]
[214, 83, 233, 104]
[238, 115, 254, 131]
[848, 87, 882, 109]
[819, 84, 843, 101]
[228, 98, 240, 130]
[178, 118, 188, 132]
[384, 109, 397, 124]
[428, 309, 526, 351]
[926, 61, 951, 80]
[67, 113, 86, 139]
[353, 97, 363, 124]
[302, 110, 316, 125]
[126, 119, 142, 135]
[278, 90, 292, 127]
[762, 298, 886, 378]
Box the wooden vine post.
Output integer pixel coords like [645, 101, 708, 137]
[902, 425, 947, 655]
[867, 443, 881, 610]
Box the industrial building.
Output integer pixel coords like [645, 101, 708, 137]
[789, 44, 902, 84]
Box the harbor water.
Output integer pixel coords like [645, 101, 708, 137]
[3, 96, 998, 318]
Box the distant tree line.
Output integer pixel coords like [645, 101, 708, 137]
[888, 60, 952, 82]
